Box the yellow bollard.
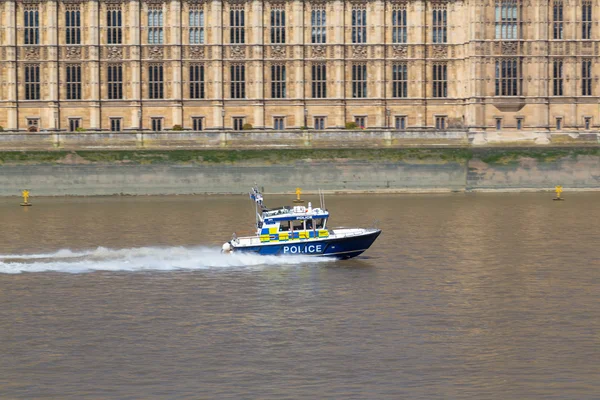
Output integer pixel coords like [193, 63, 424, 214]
[553, 185, 564, 201]
[20, 189, 32, 207]
[293, 187, 304, 203]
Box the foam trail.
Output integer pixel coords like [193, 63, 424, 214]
[0, 246, 333, 274]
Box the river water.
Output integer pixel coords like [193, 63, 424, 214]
[0, 193, 599, 399]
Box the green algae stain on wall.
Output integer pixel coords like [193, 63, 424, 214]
[476, 148, 600, 165]
[0, 148, 474, 166]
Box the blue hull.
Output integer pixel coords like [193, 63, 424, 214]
[232, 229, 381, 260]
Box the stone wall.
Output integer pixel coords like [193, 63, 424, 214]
[0, 148, 599, 196]
[2, 130, 600, 151]
[0, 130, 469, 150]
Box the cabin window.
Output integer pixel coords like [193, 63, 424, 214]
[314, 218, 324, 229]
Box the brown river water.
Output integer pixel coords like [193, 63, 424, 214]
[0, 193, 599, 399]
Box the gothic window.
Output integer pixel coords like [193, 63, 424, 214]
[392, 63, 408, 98]
[495, 0, 518, 39]
[107, 64, 123, 100]
[107, 5, 122, 44]
[65, 5, 81, 45]
[352, 6, 367, 44]
[189, 6, 205, 44]
[233, 117, 244, 130]
[110, 118, 122, 131]
[314, 117, 325, 129]
[270, 6, 285, 44]
[311, 6, 326, 44]
[495, 59, 519, 96]
[432, 63, 447, 97]
[190, 64, 205, 99]
[271, 64, 286, 98]
[355, 116, 366, 128]
[24, 5, 39, 45]
[230, 5, 245, 44]
[395, 116, 406, 130]
[151, 117, 163, 131]
[432, 4, 447, 44]
[553, 1, 563, 40]
[66, 64, 82, 100]
[352, 63, 367, 98]
[148, 64, 164, 99]
[392, 5, 407, 44]
[553, 60, 563, 96]
[148, 7, 164, 44]
[69, 118, 81, 131]
[435, 116, 447, 130]
[24, 64, 40, 100]
[273, 117, 285, 130]
[192, 117, 204, 130]
[582, 59, 592, 96]
[230, 64, 245, 99]
[312, 63, 327, 98]
[582, 1, 592, 40]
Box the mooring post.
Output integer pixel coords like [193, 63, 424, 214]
[20, 189, 32, 207]
[553, 185, 564, 201]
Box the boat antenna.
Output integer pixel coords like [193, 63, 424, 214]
[250, 185, 265, 228]
[319, 188, 324, 209]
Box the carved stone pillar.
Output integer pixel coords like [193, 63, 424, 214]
[129, 0, 142, 129]
[6, 0, 17, 130]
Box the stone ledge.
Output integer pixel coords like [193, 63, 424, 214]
[0, 130, 468, 151]
[0, 130, 599, 151]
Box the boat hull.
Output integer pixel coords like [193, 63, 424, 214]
[230, 229, 381, 260]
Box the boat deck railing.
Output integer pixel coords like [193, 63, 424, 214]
[328, 228, 372, 239]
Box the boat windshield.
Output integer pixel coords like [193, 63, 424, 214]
[263, 207, 290, 217]
[275, 218, 328, 232]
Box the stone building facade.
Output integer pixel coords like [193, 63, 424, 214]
[0, 0, 599, 133]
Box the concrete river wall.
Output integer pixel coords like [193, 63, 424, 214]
[0, 148, 599, 196]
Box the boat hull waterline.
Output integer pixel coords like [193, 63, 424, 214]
[229, 228, 381, 260]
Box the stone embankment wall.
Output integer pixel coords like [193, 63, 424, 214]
[0, 148, 599, 196]
[1, 129, 600, 150]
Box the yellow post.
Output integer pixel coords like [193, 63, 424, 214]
[293, 187, 304, 203]
[554, 185, 563, 201]
[21, 189, 32, 206]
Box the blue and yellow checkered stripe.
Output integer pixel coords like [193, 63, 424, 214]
[260, 228, 329, 243]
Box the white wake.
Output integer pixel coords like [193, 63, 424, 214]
[0, 246, 332, 274]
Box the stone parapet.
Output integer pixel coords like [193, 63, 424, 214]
[2, 130, 600, 151]
[0, 130, 470, 150]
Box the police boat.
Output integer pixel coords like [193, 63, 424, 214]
[221, 186, 381, 259]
